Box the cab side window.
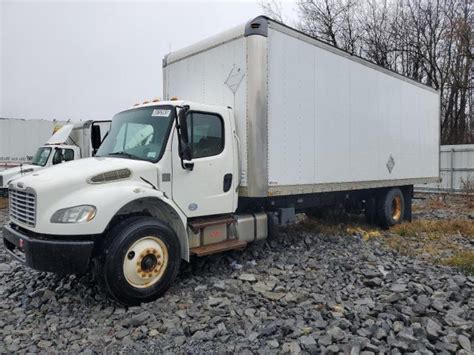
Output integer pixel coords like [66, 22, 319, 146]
[63, 149, 74, 162]
[52, 149, 63, 165]
[187, 112, 224, 159]
[52, 148, 74, 165]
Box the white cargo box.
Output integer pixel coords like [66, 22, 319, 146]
[163, 16, 440, 198]
[0, 118, 63, 170]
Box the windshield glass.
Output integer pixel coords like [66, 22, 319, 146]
[31, 147, 52, 166]
[96, 106, 174, 162]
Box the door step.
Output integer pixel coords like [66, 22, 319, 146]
[188, 215, 235, 233]
[190, 239, 247, 257]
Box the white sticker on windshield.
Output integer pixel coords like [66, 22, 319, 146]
[151, 109, 171, 117]
[147, 151, 157, 158]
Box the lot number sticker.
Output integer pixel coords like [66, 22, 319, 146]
[151, 109, 171, 117]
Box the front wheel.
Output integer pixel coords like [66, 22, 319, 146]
[97, 217, 181, 306]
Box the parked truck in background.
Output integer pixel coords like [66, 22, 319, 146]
[0, 118, 65, 170]
[0, 120, 110, 195]
[2, 17, 440, 305]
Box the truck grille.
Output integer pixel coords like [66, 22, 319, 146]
[9, 188, 36, 227]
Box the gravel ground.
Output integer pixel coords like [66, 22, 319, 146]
[412, 194, 474, 221]
[0, 203, 473, 354]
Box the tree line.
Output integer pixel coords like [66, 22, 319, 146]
[263, 0, 473, 144]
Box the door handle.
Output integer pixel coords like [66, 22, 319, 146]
[223, 174, 232, 192]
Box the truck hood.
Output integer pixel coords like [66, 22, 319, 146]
[7, 156, 171, 235]
[10, 157, 159, 192]
[0, 164, 41, 188]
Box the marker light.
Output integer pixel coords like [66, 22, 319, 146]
[170, 96, 178, 101]
[152, 97, 160, 102]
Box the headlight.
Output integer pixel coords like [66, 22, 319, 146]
[51, 205, 96, 223]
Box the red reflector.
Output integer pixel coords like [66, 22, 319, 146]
[19, 239, 24, 248]
[210, 231, 222, 238]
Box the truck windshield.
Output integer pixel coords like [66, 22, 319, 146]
[31, 147, 52, 167]
[96, 105, 174, 162]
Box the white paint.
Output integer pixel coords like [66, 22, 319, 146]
[0, 118, 59, 167]
[267, 28, 439, 187]
[46, 125, 74, 145]
[164, 36, 249, 185]
[171, 104, 238, 217]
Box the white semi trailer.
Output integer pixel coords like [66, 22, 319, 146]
[0, 120, 110, 195]
[3, 17, 439, 305]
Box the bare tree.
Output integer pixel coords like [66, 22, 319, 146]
[262, 0, 473, 144]
[260, 0, 285, 23]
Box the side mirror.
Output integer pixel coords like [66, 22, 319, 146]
[178, 106, 192, 161]
[91, 125, 102, 152]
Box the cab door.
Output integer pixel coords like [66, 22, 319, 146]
[171, 108, 235, 217]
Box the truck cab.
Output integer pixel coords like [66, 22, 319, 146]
[2, 101, 255, 305]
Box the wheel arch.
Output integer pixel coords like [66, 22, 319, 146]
[106, 197, 189, 262]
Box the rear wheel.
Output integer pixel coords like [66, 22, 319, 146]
[377, 188, 405, 228]
[97, 217, 181, 306]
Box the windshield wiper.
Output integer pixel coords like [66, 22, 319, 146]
[108, 151, 142, 160]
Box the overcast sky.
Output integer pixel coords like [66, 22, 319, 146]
[0, 0, 297, 121]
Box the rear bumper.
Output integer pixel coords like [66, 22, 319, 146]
[2, 224, 95, 274]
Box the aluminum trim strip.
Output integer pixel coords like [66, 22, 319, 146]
[239, 177, 439, 197]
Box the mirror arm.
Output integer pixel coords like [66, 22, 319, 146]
[174, 105, 192, 171]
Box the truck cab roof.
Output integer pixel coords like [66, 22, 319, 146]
[123, 100, 230, 114]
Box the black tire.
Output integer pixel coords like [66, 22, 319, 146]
[97, 216, 181, 306]
[377, 188, 405, 228]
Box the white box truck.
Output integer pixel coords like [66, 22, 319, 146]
[3, 17, 439, 305]
[0, 118, 64, 170]
[0, 120, 110, 195]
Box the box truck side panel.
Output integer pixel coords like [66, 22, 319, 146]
[267, 27, 439, 193]
[164, 36, 249, 186]
[0, 118, 56, 167]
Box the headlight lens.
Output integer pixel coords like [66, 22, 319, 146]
[51, 205, 96, 223]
